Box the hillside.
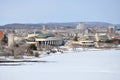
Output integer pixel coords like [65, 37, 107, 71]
[0, 22, 116, 29]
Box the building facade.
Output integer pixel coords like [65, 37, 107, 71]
[26, 31, 64, 50]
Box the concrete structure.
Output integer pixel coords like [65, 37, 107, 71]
[95, 33, 109, 41]
[8, 33, 14, 47]
[65, 40, 95, 47]
[27, 31, 41, 38]
[42, 25, 46, 31]
[108, 25, 115, 34]
[76, 23, 86, 30]
[79, 40, 95, 46]
[26, 31, 63, 50]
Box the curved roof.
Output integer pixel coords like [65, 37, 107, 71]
[35, 31, 42, 34]
[36, 33, 55, 38]
[29, 31, 42, 34]
[26, 37, 35, 42]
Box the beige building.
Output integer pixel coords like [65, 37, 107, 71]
[26, 31, 64, 50]
[8, 33, 14, 47]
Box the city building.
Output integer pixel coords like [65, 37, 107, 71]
[8, 33, 14, 47]
[26, 31, 64, 50]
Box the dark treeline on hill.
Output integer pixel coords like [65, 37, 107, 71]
[0, 22, 120, 29]
[99, 39, 120, 44]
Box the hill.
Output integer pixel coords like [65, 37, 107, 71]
[0, 22, 118, 29]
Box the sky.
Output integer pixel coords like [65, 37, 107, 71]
[0, 0, 120, 25]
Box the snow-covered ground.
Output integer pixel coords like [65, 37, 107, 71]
[0, 49, 120, 80]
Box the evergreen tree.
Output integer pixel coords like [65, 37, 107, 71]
[1, 34, 8, 44]
[73, 33, 78, 41]
[29, 44, 37, 50]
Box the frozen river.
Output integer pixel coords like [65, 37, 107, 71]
[0, 49, 120, 80]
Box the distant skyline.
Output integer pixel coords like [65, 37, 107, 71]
[0, 0, 120, 25]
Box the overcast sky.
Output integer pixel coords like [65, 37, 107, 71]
[0, 0, 120, 25]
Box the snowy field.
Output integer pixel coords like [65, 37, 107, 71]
[0, 49, 120, 80]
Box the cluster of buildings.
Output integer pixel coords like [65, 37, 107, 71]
[65, 23, 120, 47]
[0, 23, 120, 53]
[26, 31, 64, 50]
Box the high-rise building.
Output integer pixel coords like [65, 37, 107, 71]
[108, 25, 115, 34]
[76, 23, 86, 30]
[42, 25, 46, 30]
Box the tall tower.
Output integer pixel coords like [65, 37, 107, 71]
[76, 23, 86, 33]
[76, 23, 86, 39]
[8, 33, 14, 47]
[76, 23, 85, 30]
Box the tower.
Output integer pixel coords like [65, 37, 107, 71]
[8, 33, 14, 47]
[76, 23, 86, 30]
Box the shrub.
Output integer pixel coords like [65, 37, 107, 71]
[29, 50, 34, 56]
[73, 36, 78, 41]
[99, 39, 120, 44]
[14, 44, 19, 47]
[1, 34, 8, 44]
[29, 44, 37, 50]
[34, 52, 39, 57]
